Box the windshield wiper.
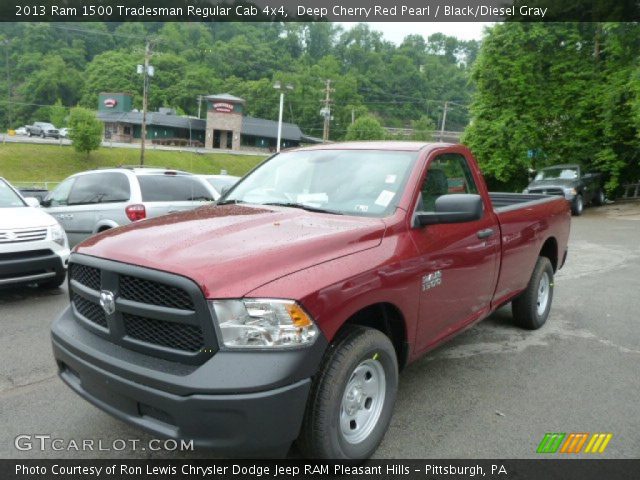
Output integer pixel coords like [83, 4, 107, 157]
[216, 199, 246, 206]
[262, 202, 343, 215]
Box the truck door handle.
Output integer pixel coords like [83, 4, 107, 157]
[477, 228, 494, 239]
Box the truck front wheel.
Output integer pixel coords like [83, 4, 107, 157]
[512, 256, 554, 330]
[297, 325, 398, 459]
[571, 194, 583, 216]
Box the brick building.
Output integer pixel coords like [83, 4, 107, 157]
[96, 92, 316, 151]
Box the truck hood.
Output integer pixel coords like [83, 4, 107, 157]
[527, 178, 577, 189]
[75, 204, 387, 298]
[0, 207, 57, 229]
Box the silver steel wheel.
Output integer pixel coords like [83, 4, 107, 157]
[536, 272, 550, 316]
[339, 358, 386, 444]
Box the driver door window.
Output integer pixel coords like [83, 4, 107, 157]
[419, 153, 478, 212]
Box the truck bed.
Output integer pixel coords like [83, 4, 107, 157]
[489, 192, 562, 212]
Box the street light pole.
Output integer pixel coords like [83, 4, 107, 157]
[274, 81, 293, 153]
[276, 91, 284, 153]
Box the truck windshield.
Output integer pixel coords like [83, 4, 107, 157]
[535, 167, 578, 180]
[0, 180, 26, 208]
[222, 149, 418, 217]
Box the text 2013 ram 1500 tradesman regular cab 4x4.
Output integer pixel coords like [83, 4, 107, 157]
[51, 142, 571, 459]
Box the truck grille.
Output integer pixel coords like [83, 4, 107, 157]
[70, 264, 101, 291]
[0, 228, 48, 244]
[528, 188, 564, 196]
[68, 255, 216, 364]
[73, 293, 108, 329]
[120, 275, 194, 310]
[124, 313, 204, 352]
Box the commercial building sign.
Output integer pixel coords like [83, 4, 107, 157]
[103, 98, 118, 108]
[212, 102, 234, 113]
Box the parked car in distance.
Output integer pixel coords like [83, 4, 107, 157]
[59, 128, 72, 138]
[524, 164, 604, 216]
[26, 122, 60, 139]
[41, 167, 217, 246]
[52, 142, 571, 459]
[198, 174, 241, 200]
[14, 126, 28, 136]
[0, 177, 69, 288]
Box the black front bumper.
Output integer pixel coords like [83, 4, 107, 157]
[51, 306, 327, 455]
[0, 249, 65, 286]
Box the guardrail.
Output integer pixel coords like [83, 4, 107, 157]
[11, 181, 60, 190]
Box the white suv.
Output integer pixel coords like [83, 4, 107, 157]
[42, 167, 217, 247]
[0, 178, 69, 288]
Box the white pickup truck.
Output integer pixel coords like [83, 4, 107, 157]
[0, 178, 70, 288]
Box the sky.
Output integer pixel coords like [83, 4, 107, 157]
[341, 22, 493, 43]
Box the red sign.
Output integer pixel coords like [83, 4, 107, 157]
[212, 102, 234, 113]
[103, 98, 118, 108]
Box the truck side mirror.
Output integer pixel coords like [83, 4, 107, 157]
[416, 194, 483, 227]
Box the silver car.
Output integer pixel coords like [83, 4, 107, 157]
[42, 167, 216, 246]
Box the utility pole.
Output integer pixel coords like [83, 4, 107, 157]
[197, 95, 203, 119]
[439, 101, 448, 142]
[139, 41, 152, 166]
[351, 108, 355, 125]
[320, 79, 334, 142]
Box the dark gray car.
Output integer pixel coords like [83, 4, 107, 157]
[524, 164, 604, 216]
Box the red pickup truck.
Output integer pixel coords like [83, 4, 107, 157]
[51, 142, 571, 459]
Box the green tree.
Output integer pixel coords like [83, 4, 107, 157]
[345, 115, 385, 140]
[68, 107, 102, 157]
[411, 116, 435, 141]
[49, 99, 67, 128]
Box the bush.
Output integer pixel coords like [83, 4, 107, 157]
[68, 107, 102, 157]
[345, 115, 386, 141]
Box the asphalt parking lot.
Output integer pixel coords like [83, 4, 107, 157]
[1, 203, 639, 459]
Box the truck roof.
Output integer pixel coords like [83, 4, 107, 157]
[295, 141, 457, 152]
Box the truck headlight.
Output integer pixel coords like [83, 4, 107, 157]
[209, 299, 318, 349]
[50, 223, 67, 247]
[563, 187, 577, 198]
[522, 188, 529, 193]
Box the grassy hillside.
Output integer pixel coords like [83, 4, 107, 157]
[0, 143, 266, 185]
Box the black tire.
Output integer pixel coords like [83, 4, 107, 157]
[593, 189, 605, 206]
[512, 257, 554, 330]
[297, 325, 398, 459]
[38, 271, 66, 289]
[27, 131, 32, 137]
[40, 132, 45, 138]
[571, 194, 583, 216]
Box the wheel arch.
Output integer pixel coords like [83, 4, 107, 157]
[539, 236, 558, 272]
[94, 220, 119, 233]
[337, 302, 409, 370]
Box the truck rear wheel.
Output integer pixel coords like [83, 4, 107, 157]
[512, 256, 554, 330]
[297, 325, 398, 459]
